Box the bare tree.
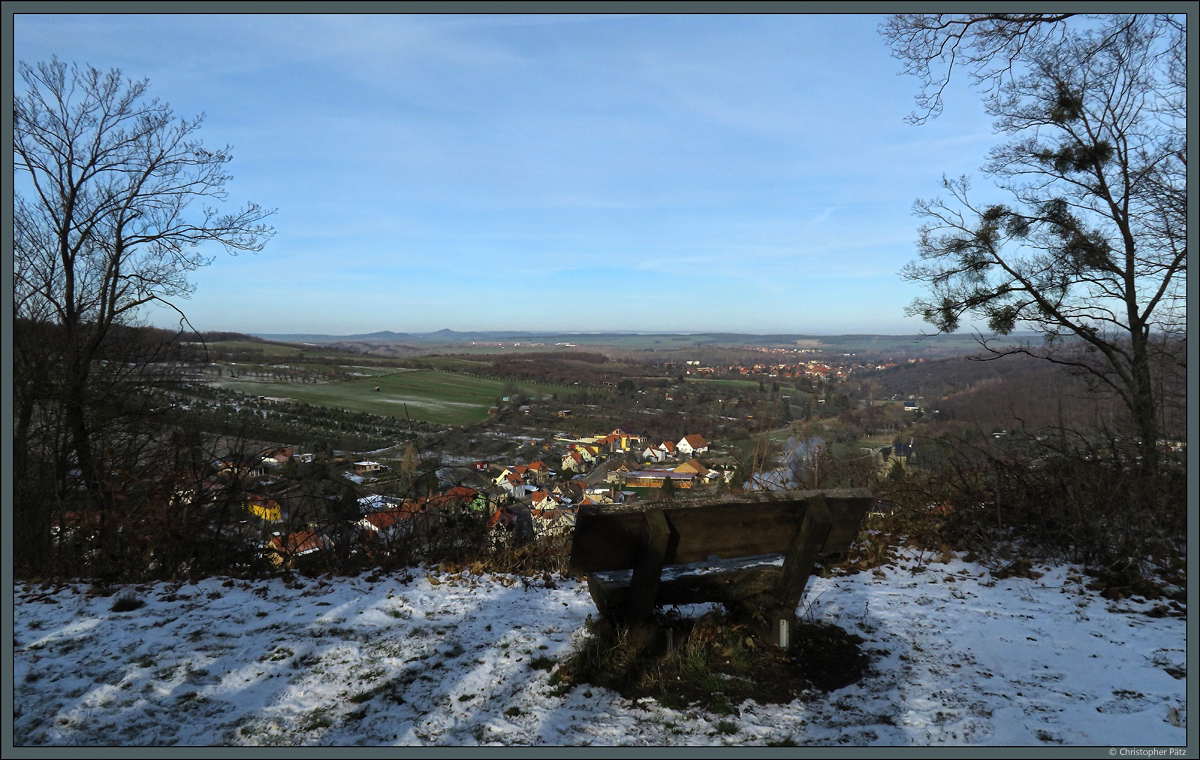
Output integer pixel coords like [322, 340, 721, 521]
[881, 13, 1083, 125]
[13, 58, 275, 576]
[890, 16, 1185, 479]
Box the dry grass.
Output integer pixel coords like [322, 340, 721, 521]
[552, 609, 870, 713]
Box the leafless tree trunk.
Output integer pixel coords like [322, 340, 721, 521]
[13, 58, 275, 577]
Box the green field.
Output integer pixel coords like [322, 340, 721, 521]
[214, 369, 576, 426]
[686, 377, 765, 390]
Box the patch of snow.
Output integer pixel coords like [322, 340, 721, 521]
[10, 548, 1187, 747]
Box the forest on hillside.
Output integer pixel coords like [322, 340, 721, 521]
[854, 342, 1186, 441]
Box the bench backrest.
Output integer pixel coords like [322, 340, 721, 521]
[569, 488, 871, 575]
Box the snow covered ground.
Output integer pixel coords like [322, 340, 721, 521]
[9, 547, 1189, 748]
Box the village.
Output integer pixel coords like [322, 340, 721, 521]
[678, 353, 921, 383]
[35, 332, 955, 580]
[131, 338, 947, 576]
[208, 428, 734, 569]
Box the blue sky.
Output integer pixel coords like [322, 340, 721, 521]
[13, 12, 1003, 336]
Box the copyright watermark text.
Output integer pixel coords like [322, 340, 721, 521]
[1108, 750, 1187, 757]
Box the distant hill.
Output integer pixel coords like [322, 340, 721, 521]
[356, 330, 411, 340]
[251, 330, 1021, 355]
[255, 329, 555, 344]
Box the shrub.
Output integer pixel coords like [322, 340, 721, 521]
[880, 427, 1187, 583]
[110, 592, 145, 613]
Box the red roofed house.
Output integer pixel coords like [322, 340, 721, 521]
[561, 450, 586, 472]
[530, 502, 576, 537]
[525, 460, 551, 485]
[499, 472, 525, 495]
[268, 529, 326, 566]
[260, 447, 293, 467]
[359, 505, 419, 542]
[246, 494, 282, 521]
[609, 429, 643, 450]
[677, 434, 708, 456]
[569, 444, 600, 463]
[641, 444, 667, 463]
[425, 485, 481, 512]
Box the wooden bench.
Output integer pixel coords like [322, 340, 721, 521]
[568, 488, 872, 648]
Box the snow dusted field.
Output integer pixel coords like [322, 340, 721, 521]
[9, 547, 1189, 748]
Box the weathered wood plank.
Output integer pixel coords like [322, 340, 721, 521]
[571, 501, 805, 573]
[585, 573, 619, 620]
[776, 495, 832, 610]
[621, 509, 673, 625]
[569, 489, 871, 575]
[821, 495, 872, 560]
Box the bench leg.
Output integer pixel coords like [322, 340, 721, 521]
[622, 508, 673, 626]
[770, 495, 832, 648]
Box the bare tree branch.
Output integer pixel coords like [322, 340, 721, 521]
[889, 16, 1185, 475]
[13, 58, 277, 575]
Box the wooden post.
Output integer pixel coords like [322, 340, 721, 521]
[622, 508, 673, 626]
[769, 495, 832, 647]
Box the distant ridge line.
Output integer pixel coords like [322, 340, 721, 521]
[250, 330, 1013, 345]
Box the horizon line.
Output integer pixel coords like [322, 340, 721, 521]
[242, 328, 1025, 338]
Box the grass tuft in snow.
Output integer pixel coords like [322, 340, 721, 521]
[110, 592, 145, 613]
